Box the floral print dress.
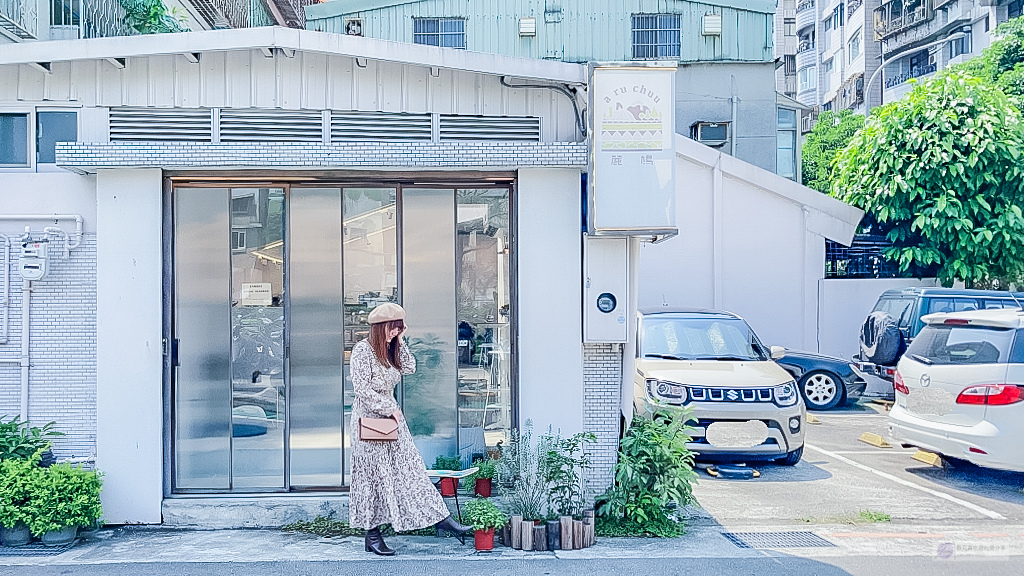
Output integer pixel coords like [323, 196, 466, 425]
[348, 338, 451, 531]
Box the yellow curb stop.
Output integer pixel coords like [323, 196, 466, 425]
[858, 432, 892, 448]
[806, 413, 822, 424]
[911, 450, 943, 467]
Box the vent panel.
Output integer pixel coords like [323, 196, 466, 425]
[331, 111, 432, 141]
[220, 109, 324, 142]
[109, 108, 212, 142]
[439, 115, 541, 141]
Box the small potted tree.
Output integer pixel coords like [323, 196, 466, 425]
[0, 455, 40, 547]
[472, 459, 496, 497]
[463, 498, 508, 551]
[433, 455, 462, 497]
[27, 462, 102, 546]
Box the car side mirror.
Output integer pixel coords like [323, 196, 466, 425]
[770, 346, 786, 360]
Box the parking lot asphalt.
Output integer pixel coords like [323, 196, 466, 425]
[689, 399, 1024, 526]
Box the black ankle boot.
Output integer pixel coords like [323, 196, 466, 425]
[435, 515, 473, 544]
[364, 527, 395, 556]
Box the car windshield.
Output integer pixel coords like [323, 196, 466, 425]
[905, 325, 1016, 365]
[640, 315, 769, 361]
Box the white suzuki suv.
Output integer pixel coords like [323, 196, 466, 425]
[890, 308, 1024, 472]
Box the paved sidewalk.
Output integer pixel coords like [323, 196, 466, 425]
[4, 522, 1024, 567]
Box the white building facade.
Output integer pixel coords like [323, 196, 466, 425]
[0, 27, 860, 527]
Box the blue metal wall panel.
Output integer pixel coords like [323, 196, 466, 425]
[306, 0, 773, 62]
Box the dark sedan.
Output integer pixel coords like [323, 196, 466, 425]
[775, 350, 867, 410]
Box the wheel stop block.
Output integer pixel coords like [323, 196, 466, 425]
[858, 432, 892, 448]
[911, 450, 943, 467]
[806, 414, 822, 425]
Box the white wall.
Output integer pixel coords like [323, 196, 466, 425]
[95, 168, 164, 524]
[818, 277, 940, 361]
[516, 168, 583, 436]
[638, 154, 824, 352]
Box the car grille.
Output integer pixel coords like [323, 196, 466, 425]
[689, 387, 774, 403]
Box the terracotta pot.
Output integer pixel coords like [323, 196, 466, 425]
[0, 521, 32, 547]
[474, 528, 495, 551]
[439, 477, 457, 497]
[474, 477, 492, 497]
[40, 525, 77, 547]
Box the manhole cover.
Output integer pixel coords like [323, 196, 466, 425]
[0, 541, 77, 556]
[721, 531, 835, 549]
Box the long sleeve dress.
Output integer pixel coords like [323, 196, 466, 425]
[348, 338, 451, 531]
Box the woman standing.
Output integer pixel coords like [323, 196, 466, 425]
[349, 302, 472, 556]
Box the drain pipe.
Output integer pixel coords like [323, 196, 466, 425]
[0, 235, 9, 344]
[19, 279, 31, 421]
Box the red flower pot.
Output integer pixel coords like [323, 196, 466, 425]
[474, 477, 492, 497]
[440, 477, 457, 496]
[474, 528, 495, 551]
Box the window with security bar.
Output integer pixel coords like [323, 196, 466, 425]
[413, 18, 466, 49]
[632, 14, 681, 60]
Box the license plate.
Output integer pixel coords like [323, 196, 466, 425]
[906, 388, 956, 416]
[705, 421, 769, 448]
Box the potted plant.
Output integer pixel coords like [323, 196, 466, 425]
[433, 455, 462, 497]
[0, 454, 41, 547]
[27, 462, 103, 546]
[463, 498, 508, 551]
[472, 458, 496, 497]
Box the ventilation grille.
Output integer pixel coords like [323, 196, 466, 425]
[439, 115, 541, 141]
[220, 109, 324, 142]
[109, 108, 213, 142]
[331, 111, 432, 141]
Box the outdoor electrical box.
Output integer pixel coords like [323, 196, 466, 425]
[584, 235, 628, 343]
[18, 240, 49, 280]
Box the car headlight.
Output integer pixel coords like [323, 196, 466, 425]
[774, 381, 799, 407]
[646, 379, 686, 404]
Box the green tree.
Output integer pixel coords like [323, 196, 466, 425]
[832, 69, 1024, 286]
[960, 17, 1024, 107]
[121, 0, 190, 34]
[801, 110, 865, 193]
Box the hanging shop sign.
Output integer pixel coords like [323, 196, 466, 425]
[588, 63, 678, 240]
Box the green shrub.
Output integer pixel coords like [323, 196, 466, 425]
[0, 416, 63, 461]
[597, 411, 697, 532]
[472, 458, 496, 480]
[0, 451, 43, 528]
[433, 455, 462, 471]
[463, 498, 508, 531]
[25, 463, 103, 536]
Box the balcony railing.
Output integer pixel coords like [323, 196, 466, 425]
[873, 0, 933, 40]
[50, 0, 128, 39]
[884, 62, 937, 88]
[0, 0, 37, 39]
[798, 39, 815, 53]
[798, 0, 815, 12]
[848, 0, 864, 14]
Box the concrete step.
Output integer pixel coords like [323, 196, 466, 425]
[162, 495, 350, 529]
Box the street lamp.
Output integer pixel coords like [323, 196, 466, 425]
[864, 27, 970, 115]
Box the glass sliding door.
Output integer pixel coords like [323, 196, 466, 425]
[288, 188, 345, 488]
[456, 188, 512, 460]
[401, 188, 458, 466]
[230, 188, 286, 489]
[174, 188, 231, 490]
[342, 188, 398, 484]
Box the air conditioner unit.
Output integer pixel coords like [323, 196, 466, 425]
[690, 121, 729, 147]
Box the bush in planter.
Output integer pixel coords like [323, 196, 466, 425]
[0, 416, 63, 462]
[26, 462, 103, 541]
[471, 458, 496, 497]
[463, 498, 508, 551]
[0, 451, 43, 546]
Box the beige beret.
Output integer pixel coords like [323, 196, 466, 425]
[367, 302, 406, 324]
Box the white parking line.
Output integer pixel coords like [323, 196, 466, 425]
[805, 443, 1006, 520]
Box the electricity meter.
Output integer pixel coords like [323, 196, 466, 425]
[19, 240, 49, 280]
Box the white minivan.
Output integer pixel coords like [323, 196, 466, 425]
[889, 308, 1024, 472]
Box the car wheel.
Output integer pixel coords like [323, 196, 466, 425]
[776, 446, 803, 466]
[799, 371, 843, 411]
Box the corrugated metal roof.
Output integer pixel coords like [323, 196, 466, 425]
[306, 0, 774, 63]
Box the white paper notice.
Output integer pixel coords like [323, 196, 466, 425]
[240, 283, 272, 306]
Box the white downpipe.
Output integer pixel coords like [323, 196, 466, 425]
[730, 75, 738, 157]
[20, 279, 31, 422]
[0, 235, 9, 345]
